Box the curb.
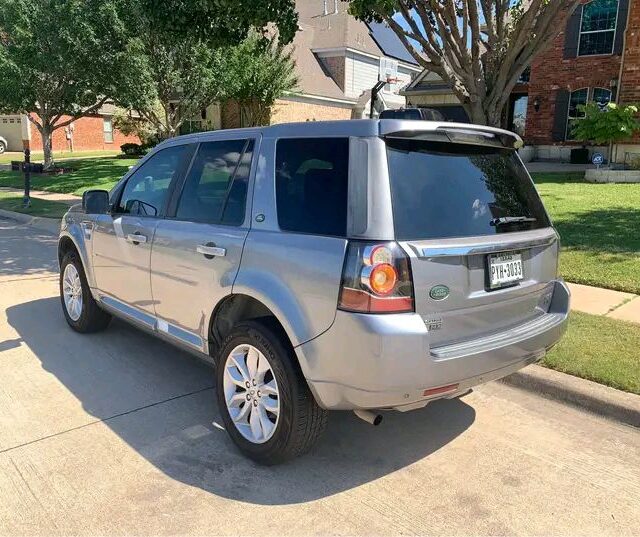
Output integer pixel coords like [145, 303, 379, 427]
[0, 208, 60, 235]
[501, 364, 640, 428]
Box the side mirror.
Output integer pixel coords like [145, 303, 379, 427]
[82, 189, 110, 214]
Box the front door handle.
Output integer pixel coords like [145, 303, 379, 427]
[126, 232, 147, 244]
[197, 243, 226, 259]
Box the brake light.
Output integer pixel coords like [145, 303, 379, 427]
[339, 241, 414, 313]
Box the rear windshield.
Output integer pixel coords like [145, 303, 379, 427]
[386, 139, 550, 240]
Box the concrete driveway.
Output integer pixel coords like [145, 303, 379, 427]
[0, 218, 639, 536]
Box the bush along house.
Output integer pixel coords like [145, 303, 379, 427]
[402, 0, 640, 164]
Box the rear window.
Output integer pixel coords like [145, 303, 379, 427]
[386, 139, 551, 240]
[275, 138, 349, 237]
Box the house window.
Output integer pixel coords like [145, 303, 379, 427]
[578, 0, 619, 56]
[103, 117, 114, 143]
[565, 87, 612, 140]
[593, 87, 613, 109]
[566, 88, 589, 140]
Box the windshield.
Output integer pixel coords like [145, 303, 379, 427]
[386, 139, 551, 240]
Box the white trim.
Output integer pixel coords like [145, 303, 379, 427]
[279, 92, 355, 108]
[313, 46, 421, 72]
[577, 0, 619, 57]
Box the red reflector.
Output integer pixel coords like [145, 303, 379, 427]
[423, 383, 459, 397]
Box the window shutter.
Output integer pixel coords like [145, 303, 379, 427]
[614, 0, 630, 55]
[564, 5, 582, 59]
[552, 90, 570, 142]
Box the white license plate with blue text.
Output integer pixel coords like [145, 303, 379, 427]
[488, 252, 524, 289]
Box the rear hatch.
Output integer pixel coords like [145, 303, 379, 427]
[385, 130, 559, 348]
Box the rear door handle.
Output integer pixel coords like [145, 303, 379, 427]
[126, 233, 147, 244]
[197, 244, 226, 258]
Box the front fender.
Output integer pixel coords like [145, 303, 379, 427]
[59, 212, 97, 291]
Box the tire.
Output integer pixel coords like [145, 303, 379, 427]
[215, 320, 327, 465]
[0, 141, 6, 155]
[59, 250, 111, 333]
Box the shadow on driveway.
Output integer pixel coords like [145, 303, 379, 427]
[0, 219, 58, 277]
[7, 296, 476, 505]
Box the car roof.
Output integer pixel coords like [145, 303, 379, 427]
[160, 119, 522, 147]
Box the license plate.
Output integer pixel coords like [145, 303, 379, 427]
[488, 252, 524, 289]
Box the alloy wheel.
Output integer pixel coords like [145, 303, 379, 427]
[222, 344, 280, 444]
[62, 263, 83, 321]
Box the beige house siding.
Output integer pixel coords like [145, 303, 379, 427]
[271, 96, 353, 124]
[0, 115, 25, 151]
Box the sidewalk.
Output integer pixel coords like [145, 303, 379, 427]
[0, 186, 81, 206]
[526, 162, 593, 173]
[567, 282, 640, 324]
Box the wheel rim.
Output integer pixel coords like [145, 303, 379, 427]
[223, 344, 280, 444]
[62, 264, 83, 321]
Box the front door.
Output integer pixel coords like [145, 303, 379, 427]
[92, 144, 192, 320]
[150, 138, 255, 350]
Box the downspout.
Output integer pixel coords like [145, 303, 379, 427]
[614, 1, 632, 164]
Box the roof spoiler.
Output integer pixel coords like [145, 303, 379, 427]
[380, 120, 524, 150]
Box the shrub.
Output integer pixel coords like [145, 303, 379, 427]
[120, 143, 145, 156]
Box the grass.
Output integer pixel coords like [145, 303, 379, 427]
[533, 172, 640, 295]
[0, 149, 120, 165]
[543, 311, 640, 395]
[0, 156, 138, 196]
[0, 191, 70, 218]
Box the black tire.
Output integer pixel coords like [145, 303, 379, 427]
[0, 141, 6, 155]
[59, 250, 111, 333]
[215, 320, 328, 465]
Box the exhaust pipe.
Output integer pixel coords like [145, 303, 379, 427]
[354, 409, 383, 426]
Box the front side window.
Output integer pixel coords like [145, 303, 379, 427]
[386, 139, 551, 240]
[275, 138, 349, 237]
[116, 145, 189, 216]
[578, 0, 619, 56]
[175, 139, 254, 225]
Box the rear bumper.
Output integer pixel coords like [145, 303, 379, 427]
[296, 280, 570, 410]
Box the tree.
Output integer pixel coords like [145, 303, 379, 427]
[109, 0, 299, 139]
[129, 34, 227, 139]
[0, 0, 150, 169]
[138, 0, 299, 46]
[571, 102, 640, 164]
[222, 32, 299, 127]
[348, 0, 582, 126]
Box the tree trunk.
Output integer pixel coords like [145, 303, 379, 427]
[41, 123, 54, 171]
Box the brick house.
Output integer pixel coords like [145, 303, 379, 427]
[402, 0, 640, 163]
[222, 0, 421, 128]
[0, 103, 140, 153]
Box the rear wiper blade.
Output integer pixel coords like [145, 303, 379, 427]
[490, 216, 537, 227]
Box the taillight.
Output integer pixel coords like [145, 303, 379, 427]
[338, 241, 414, 313]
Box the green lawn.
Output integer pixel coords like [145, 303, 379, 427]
[0, 191, 70, 218]
[543, 312, 640, 395]
[0, 156, 138, 196]
[0, 150, 120, 165]
[533, 172, 640, 295]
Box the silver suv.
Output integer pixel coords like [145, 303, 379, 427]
[58, 120, 570, 464]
